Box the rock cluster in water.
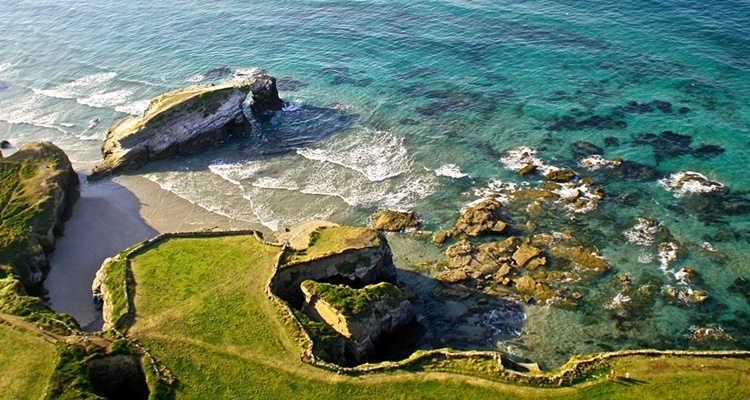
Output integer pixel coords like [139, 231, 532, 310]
[370, 210, 420, 232]
[89, 75, 283, 180]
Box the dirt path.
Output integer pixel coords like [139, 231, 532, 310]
[0, 312, 111, 348]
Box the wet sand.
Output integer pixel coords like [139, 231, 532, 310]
[45, 173, 265, 330]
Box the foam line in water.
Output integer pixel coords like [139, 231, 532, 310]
[33, 72, 117, 99]
[434, 164, 468, 178]
[658, 171, 724, 197]
[296, 128, 410, 182]
[115, 99, 151, 116]
[0, 94, 68, 134]
[77, 89, 133, 108]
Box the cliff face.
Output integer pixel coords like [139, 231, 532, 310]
[272, 241, 397, 308]
[89, 74, 283, 179]
[0, 142, 79, 290]
[301, 281, 416, 364]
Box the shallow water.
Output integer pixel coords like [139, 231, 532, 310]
[1, 0, 749, 368]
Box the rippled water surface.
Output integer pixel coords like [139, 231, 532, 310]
[2, 0, 749, 367]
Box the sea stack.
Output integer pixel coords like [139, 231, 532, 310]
[89, 74, 283, 180]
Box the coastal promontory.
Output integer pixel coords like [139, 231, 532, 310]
[0, 141, 79, 290]
[89, 74, 283, 180]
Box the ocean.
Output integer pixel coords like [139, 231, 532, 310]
[1, 0, 749, 368]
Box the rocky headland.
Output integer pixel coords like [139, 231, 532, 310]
[89, 74, 283, 180]
[272, 225, 398, 307]
[301, 280, 416, 364]
[0, 142, 79, 292]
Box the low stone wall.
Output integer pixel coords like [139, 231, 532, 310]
[105, 229, 750, 386]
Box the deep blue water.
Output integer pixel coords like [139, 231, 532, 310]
[1, 0, 750, 367]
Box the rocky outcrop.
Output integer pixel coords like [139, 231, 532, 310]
[451, 198, 508, 237]
[89, 75, 283, 179]
[0, 142, 79, 290]
[91, 261, 115, 330]
[301, 280, 416, 364]
[545, 169, 576, 183]
[272, 229, 397, 307]
[371, 210, 419, 231]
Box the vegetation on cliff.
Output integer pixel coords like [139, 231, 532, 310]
[282, 226, 383, 266]
[302, 280, 405, 317]
[0, 142, 79, 331]
[88, 232, 750, 399]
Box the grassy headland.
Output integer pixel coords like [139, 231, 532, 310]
[107, 231, 750, 399]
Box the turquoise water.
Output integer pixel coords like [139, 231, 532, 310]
[2, 0, 750, 368]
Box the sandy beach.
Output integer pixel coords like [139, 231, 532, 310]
[45, 172, 266, 330]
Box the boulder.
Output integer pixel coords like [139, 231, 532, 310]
[518, 164, 537, 176]
[512, 243, 543, 268]
[511, 188, 560, 201]
[551, 246, 609, 274]
[371, 210, 419, 231]
[89, 75, 283, 179]
[451, 198, 508, 237]
[301, 281, 416, 364]
[545, 169, 576, 183]
[436, 269, 469, 283]
[433, 231, 450, 245]
[0, 140, 10, 149]
[247, 74, 285, 114]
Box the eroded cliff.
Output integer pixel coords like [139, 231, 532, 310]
[89, 74, 283, 179]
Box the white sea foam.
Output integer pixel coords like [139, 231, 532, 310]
[500, 146, 542, 170]
[115, 99, 151, 116]
[143, 171, 259, 223]
[658, 171, 724, 198]
[658, 242, 679, 271]
[296, 128, 410, 182]
[624, 218, 660, 246]
[34, 72, 117, 99]
[234, 67, 266, 80]
[472, 179, 518, 204]
[0, 94, 66, 132]
[282, 100, 303, 112]
[253, 176, 300, 191]
[0, 63, 10, 72]
[77, 89, 133, 108]
[435, 164, 468, 178]
[579, 155, 620, 171]
[605, 292, 631, 310]
[208, 160, 265, 186]
[186, 73, 204, 83]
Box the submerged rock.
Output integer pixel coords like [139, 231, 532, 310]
[89, 75, 283, 179]
[518, 164, 538, 176]
[570, 141, 603, 158]
[371, 210, 419, 232]
[692, 144, 725, 160]
[728, 277, 750, 304]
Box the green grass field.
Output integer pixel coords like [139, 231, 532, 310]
[0, 322, 56, 400]
[121, 233, 750, 399]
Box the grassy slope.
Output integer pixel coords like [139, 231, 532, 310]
[0, 323, 56, 400]
[126, 234, 750, 399]
[283, 226, 380, 266]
